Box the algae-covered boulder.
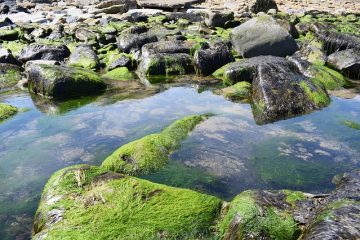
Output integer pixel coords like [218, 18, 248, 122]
[117, 33, 158, 53]
[316, 31, 360, 55]
[141, 41, 192, 58]
[18, 44, 70, 63]
[26, 64, 106, 99]
[231, 15, 298, 58]
[0, 63, 22, 89]
[0, 103, 18, 121]
[33, 165, 222, 240]
[101, 67, 134, 80]
[327, 49, 360, 80]
[216, 81, 251, 102]
[68, 45, 100, 70]
[102, 115, 209, 175]
[0, 29, 19, 41]
[138, 53, 194, 76]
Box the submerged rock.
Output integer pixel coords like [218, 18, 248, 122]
[194, 42, 234, 76]
[327, 49, 360, 80]
[26, 64, 106, 99]
[32, 165, 221, 239]
[102, 115, 209, 174]
[117, 33, 158, 53]
[138, 53, 193, 76]
[231, 15, 298, 58]
[68, 45, 100, 70]
[0, 103, 17, 121]
[18, 44, 70, 63]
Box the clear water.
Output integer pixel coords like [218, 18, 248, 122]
[0, 84, 360, 239]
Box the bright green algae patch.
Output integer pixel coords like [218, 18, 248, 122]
[218, 191, 299, 240]
[309, 65, 347, 90]
[0, 103, 17, 121]
[102, 115, 209, 175]
[300, 81, 330, 107]
[216, 81, 251, 101]
[102, 67, 134, 80]
[33, 165, 222, 240]
[342, 120, 360, 131]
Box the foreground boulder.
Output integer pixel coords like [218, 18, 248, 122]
[194, 42, 234, 76]
[26, 64, 106, 99]
[327, 49, 360, 80]
[0, 103, 17, 121]
[18, 44, 70, 63]
[102, 115, 209, 174]
[231, 15, 298, 58]
[68, 45, 100, 70]
[33, 165, 221, 239]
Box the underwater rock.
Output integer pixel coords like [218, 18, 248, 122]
[26, 64, 106, 99]
[68, 44, 100, 70]
[0, 63, 22, 89]
[32, 165, 221, 239]
[231, 15, 298, 58]
[327, 49, 360, 80]
[194, 42, 234, 76]
[316, 31, 360, 55]
[18, 43, 70, 63]
[0, 103, 18, 121]
[141, 41, 192, 58]
[117, 32, 158, 53]
[138, 53, 193, 76]
[102, 115, 209, 174]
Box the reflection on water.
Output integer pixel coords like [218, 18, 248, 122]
[0, 86, 360, 239]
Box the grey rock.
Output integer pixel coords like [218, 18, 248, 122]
[18, 43, 70, 63]
[117, 33, 158, 53]
[327, 49, 360, 80]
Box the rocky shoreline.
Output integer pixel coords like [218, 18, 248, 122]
[0, 0, 359, 239]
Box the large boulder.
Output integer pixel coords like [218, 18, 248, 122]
[26, 64, 106, 99]
[316, 31, 360, 55]
[194, 42, 234, 76]
[231, 15, 298, 58]
[138, 53, 193, 76]
[18, 44, 70, 63]
[68, 45, 100, 70]
[327, 49, 360, 80]
[117, 33, 158, 53]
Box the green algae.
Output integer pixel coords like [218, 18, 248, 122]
[309, 65, 347, 90]
[0, 103, 17, 121]
[283, 190, 306, 206]
[102, 115, 209, 175]
[102, 67, 134, 81]
[314, 199, 359, 223]
[34, 165, 222, 240]
[342, 120, 360, 131]
[1, 41, 27, 55]
[300, 81, 330, 107]
[217, 81, 251, 101]
[0, 68, 22, 89]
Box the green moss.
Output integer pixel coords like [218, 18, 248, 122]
[186, 37, 208, 56]
[214, 27, 231, 41]
[177, 18, 190, 28]
[314, 199, 359, 223]
[300, 81, 330, 106]
[218, 191, 299, 240]
[68, 57, 98, 70]
[342, 120, 360, 130]
[101, 115, 209, 175]
[0, 68, 22, 89]
[283, 190, 306, 206]
[0, 29, 19, 40]
[34, 165, 222, 240]
[1, 41, 27, 55]
[309, 65, 347, 90]
[148, 15, 167, 24]
[0, 103, 18, 121]
[102, 67, 134, 80]
[109, 22, 129, 32]
[217, 81, 251, 101]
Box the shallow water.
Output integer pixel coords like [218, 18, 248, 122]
[0, 84, 360, 239]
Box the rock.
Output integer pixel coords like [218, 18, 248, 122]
[141, 41, 192, 58]
[250, 0, 278, 14]
[108, 54, 132, 71]
[102, 67, 134, 81]
[137, 0, 206, 9]
[117, 33, 158, 53]
[204, 10, 234, 28]
[75, 28, 97, 42]
[194, 42, 234, 76]
[138, 53, 193, 76]
[0, 48, 20, 65]
[68, 45, 100, 70]
[18, 43, 70, 63]
[26, 64, 106, 99]
[327, 49, 360, 80]
[316, 31, 360, 55]
[119, 9, 164, 22]
[0, 17, 15, 28]
[122, 25, 148, 35]
[0, 103, 18, 121]
[215, 56, 330, 124]
[0, 63, 22, 89]
[231, 15, 298, 58]
[0, 29, 19, 41]
[32, 164, 221, 239]
[216, 81, 251, 102]
[102, 115, 209, 174]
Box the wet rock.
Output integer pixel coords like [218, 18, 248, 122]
[26, 64, 106, 99]
[0, 48, 20, 65]
[327, 49, 360, 80]
[18, 43, 70, 63]
[75, 27, 97, 42]
[108, 54, 132, 71]
[141, 40, 192, 58]
[194, 42, 234, 76]
[231, 15, 298, 58]
[117, 33, 158, 53]
[138, 53, 193, 76]
[68, 45, 100, 70]
[204, 10, 234, 28]
[316, 31, 360, 55]
[0, 28, 19, 41]
[215, 81, 251, 102]
[250, 0, 278, 14]
[0, 63, 22, 89]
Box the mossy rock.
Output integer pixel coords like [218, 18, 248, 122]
[0, 63, 22, 89]
[101, 67, 134, 81]
[0, 29, 19, 41]
[1, 41, 27, 55]
[33, 165, 222, 240]
[102, 115, 209, 175]
[308, 64, 347, 90]
[0, 103, 18, 121]
[216, 81, 251, 101]
[218, 190, 301, 240]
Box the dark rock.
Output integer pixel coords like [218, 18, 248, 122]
[0, 17, 15, 28]
[0, 48, 20, 65]
[68, 45, 100, 70]
[108, 55, 132, 71]
[122, 25, 148, 34]
[117, 33, 158, 53]
[26, 64, 106, 99]
[18, 44, 70, 63]
[0, 63, 22, 89]
[138, 53, 193, 76]
[168, 12, 203, 22]
[250, 0, 278, 14]
[194, 42, 234, 76]
[0, 4, 9, 14]
[141, 41, 192, 58]
[327, 49, 360, 80]
[204, 11, 234, 28]
[231, 15, 298, 58]
[0, 28, 19, 41]
[316, 31, 360, 55]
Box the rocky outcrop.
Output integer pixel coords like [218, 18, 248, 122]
[18, 44, 70, 63]
[231, 15, 298, 58]
[327, 49, 360, 80]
